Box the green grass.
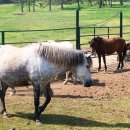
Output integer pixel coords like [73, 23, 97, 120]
[1, 96, 130, 130]
[0, 2, 130, 47]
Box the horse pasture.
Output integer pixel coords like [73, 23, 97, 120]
[1, 54, 130, 130]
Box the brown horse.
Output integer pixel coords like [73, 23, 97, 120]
[89, 36, 127, 71]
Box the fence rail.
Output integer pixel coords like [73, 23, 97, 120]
[0, 27, 76, 45]
[1, 10, 130, 48]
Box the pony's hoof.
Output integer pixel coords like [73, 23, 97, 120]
[9, 128, 16, 130]
[10, 92, 15, 96]
[36, 120, 43, 125]
[63, 81, 67, 85]
[121, 66, 124, 69]
[3, 112, 8, 118]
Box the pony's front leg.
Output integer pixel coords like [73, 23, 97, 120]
[32, 82, 41, 123]
[37, 83, 51, 121]
[0, 81, 8, 118]
[64, 71, 69, 85]
[97, 54, 101, 71]
[102, 54, 107, 71]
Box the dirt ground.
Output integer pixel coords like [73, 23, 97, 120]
[7, 54, 130, 100]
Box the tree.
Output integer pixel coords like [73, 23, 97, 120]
[20, 0, 24, 12]
[61, 0, 64, 10]
[120, 0, 123, 5]
[32, 0, 36, 12]
[49, 0, 52, 11]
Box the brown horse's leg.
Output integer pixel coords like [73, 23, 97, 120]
[102, 54, 107, 71]
[121, 54, 124, 69]
[97, 54, 101, 71]
[117, 54, 122, 70]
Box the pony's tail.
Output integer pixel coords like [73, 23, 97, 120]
[123, 44, 127, 60]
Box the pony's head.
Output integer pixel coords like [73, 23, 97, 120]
[126, 42, 130, 50]
[36, 44, 93, 87]
[89, 37, 103, 53]
[73, 54, 93, 87]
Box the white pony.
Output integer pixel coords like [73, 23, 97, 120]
[9, 41, 73, 95]
[10, 41, 93, 94]
[0, 43, 93, 124]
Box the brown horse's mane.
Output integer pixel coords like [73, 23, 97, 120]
[93, 37, 104, 44]
[36, 44, 85, 67]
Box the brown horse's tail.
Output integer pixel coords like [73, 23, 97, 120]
[123, 44, 127, 60]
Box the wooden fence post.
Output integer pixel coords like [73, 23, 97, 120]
[1, 31, 5, 45]
[120, 11, 123, 38]
[76, 9, 80, 49]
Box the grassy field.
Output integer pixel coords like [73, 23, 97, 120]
[0, 2, 130, 47]
[0, 95, 130, 130]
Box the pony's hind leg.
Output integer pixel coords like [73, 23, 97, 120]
[64, 71, 70, 85]
[0, 81, 8, 118]
[117, 54, 122, 70]
[32, 82, 41, 123]
[121, 54, 124, 69]
[10, 87, 16, 96]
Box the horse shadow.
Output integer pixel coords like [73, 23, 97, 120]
[92, 79, 105, 87]
[113, 68, 130, 74]
[9, 113, 130, 128]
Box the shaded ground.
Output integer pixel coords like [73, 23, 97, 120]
[7, 54, 130, 100]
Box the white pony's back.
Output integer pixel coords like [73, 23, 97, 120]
[42, 40, 73, 49]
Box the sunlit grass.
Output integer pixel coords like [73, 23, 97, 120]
[0, 95, 130, 130]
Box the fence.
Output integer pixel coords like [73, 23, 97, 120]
[76, 9, 123, 49]
[0, 9, 126, 49]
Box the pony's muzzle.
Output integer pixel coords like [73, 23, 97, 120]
[84, 79, 93, 87]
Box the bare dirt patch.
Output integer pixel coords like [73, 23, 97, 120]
[7, 54, 130, 100]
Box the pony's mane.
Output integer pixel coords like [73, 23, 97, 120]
[94, 37, 103, 41]
[36, 44, 85, 67]
[93, 37, 104, 45]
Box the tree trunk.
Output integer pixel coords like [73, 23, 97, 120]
[49, 0, 52, 11]
[21, 0, 24, 12]
[88, 0, 92, 6]
[33, 0, 35, 12]
[28, 0, 31, 12]
[61, 0, 64, 10]
[110, 0, 112, 7]
[99, 0, 103, 8]
[120, 0, 123, 5]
